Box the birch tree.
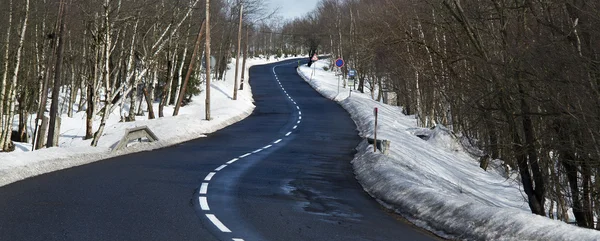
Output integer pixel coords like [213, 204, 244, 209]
[1, 0, 29, 151]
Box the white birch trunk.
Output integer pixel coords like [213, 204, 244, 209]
[174, 45, 188, 105]
[165, 41, 178, 106]
[0, 0, 13, 149]
[2, 0, 29, 150]
[91, 0, 112, 147]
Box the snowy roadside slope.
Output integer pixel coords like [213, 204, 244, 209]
[298, 60, 600, 240]
[0, 57, 294, 187]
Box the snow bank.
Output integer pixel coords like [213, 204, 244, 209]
[298, 60, 600, 240]
[0, 57, 294, 187]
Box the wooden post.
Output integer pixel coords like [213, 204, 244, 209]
[374, 107, 378, 152]
[233, 4, 243, 100]
[205, 0, 211, 120]
[239, 26, 248, 90]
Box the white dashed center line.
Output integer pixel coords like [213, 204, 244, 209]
[204, 172, 216, 181]
[199, 183, 209, 195]
[199, 197, 210, 211]
[206, 214, 232, 233]
[215, 165, 227, 171]
[198, 62, 305, 239]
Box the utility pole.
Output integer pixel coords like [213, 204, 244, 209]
[233, 3, 243, 100]
[47, 0, 67, 147]
[205, 0, 211, 120]
[239, 26, 249, 90]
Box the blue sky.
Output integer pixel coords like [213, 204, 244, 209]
[269, 0, 320, 20]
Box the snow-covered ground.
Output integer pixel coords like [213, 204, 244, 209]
[3, 56, 598, 240]
[298, 60, 600, 241]
[0, 56, 295, 187]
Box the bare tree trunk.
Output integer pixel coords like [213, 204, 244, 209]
[84, 80, 95, 139]
[91, 0, 112, 147]
[145, 66, 158, 116]
[47, 0, 67, 147]
[205, 0, 211, 120]
[164, 40, 177, 106]
[0, 0, 13, 150]
[173, 20, 205, 116]
[68, 60, 77, 117]
[126, 19, 139, 122]
[2, 0, 29, 151]
[174, 43, 188, 108]
[143, 86, 155, 119]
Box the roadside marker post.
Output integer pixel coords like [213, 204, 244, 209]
[374, 107, 378, 152]
[310, 54, 318, 81]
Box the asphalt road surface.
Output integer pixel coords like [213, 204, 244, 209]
[0, 59, 440, 241]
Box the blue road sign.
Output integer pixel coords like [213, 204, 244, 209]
[335, 58, 345, 68]
[348, 69, 356, 77]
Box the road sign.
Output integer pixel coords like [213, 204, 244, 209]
[348, 69, 356, 77]
[335, 58, 344, 68]
[312, 54, 318, 61]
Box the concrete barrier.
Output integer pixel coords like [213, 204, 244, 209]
[113, 126, 159, 152]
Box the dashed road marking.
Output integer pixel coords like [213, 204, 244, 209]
[199, 197, 210, 211]
[204, 172, 216, 181]
[198, 63, 305, 239]
[206, 214, 232, 233]
[215, 165, 227, 171]
[199, 183, 209, 194]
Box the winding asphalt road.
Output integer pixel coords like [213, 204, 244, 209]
[0, 59, 439, 241]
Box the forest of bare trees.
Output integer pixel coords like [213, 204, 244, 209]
[268, 0, 600, 230]
[3, 0, 600, 232]
[0, 0, 286, 152]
